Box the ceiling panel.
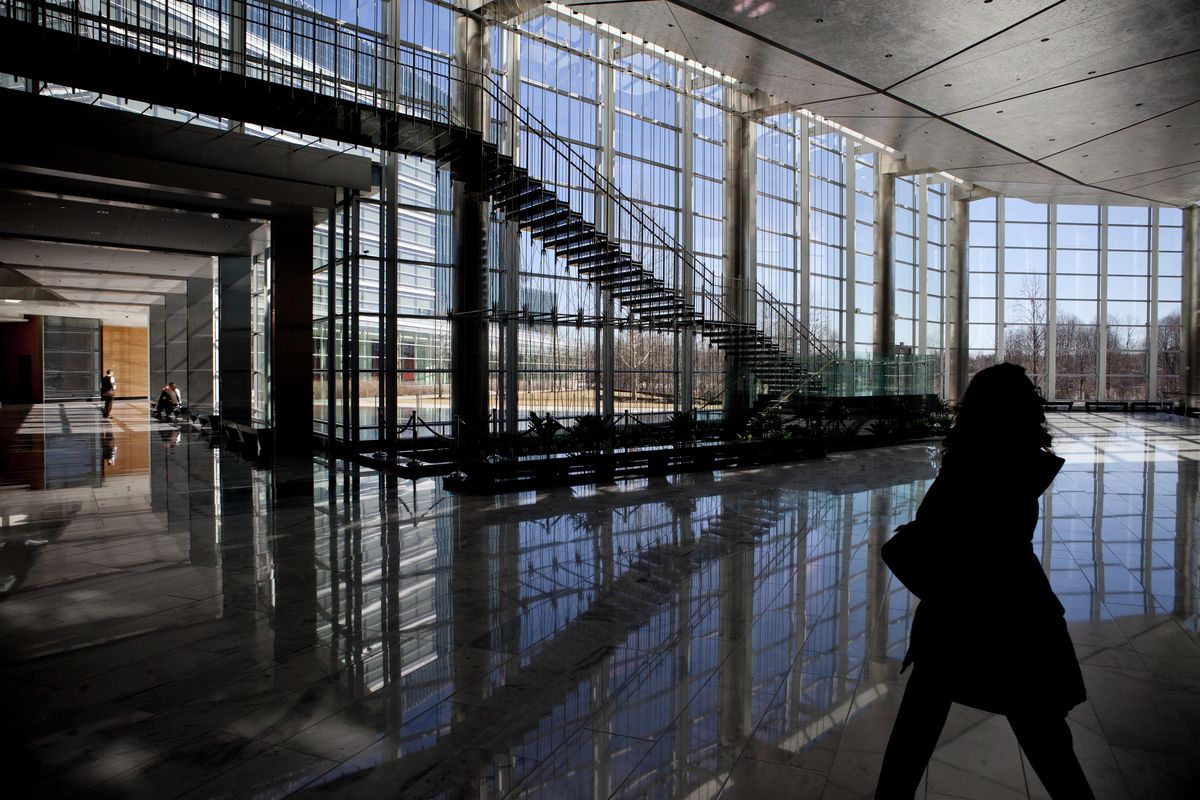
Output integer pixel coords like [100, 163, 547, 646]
[0, 192, 262, 256]
[943, 52, 1200, 160]
[891, 0, 1200, 114]
[571, 1, 868, 105]
[0, 238, 214, 279]
[1040, 103, 1200, 189]
[12, 267, 185, 295]
[622, 0, 1057, 89]
[564, 0, 1200, 205]
[0, 301, 148, 326]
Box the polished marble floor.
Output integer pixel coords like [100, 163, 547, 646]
[1, 400, 1198, 798]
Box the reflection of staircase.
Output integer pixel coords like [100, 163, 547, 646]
[0, 0, 835, 407]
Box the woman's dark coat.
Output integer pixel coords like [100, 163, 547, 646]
[903, 446, 1086, 716]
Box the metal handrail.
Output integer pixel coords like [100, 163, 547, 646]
[3, 0, 837, 400]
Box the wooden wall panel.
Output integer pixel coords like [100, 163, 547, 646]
[101, 325, 149, 399]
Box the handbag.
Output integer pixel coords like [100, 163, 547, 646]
[881, 519, 942, 600]
[883, 450, 1065, 600]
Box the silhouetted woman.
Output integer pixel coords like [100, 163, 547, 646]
[876, 363, 1092, 798]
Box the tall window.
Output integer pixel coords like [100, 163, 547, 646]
[1054, 204, 1100, 400]
[894, 176, 919, 352]
[1158, 208, 1183, 398]
[852, 149, 875, 357]
[967, 198, 1182, 401]
[809, 124, 847, 352]
[968, 197, 998, 376]
[1002, 197, 1049, 391]
[1105, 207, 1151, 400]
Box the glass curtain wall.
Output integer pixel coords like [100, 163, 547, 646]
[263, 0, 1007, 441]
[967, 198, 1184, 402]
[809, 121, 849, 353]
[852, 149, 876, 357]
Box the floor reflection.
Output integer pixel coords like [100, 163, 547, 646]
[0, 403, 1197, 798]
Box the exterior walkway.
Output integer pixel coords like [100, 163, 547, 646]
[0, 402, 1197, 798]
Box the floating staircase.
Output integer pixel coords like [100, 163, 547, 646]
[0, 0, 837, 409]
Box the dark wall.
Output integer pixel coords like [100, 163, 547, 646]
[0, 316, 43, 404]
[271, 216, 314, 453]
[218, 255, 253, 426]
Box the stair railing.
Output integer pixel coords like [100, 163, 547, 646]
[5, 0, 837, 401]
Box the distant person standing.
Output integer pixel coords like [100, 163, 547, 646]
[100, 369, 116, 419]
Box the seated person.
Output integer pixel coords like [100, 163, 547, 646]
[156, 382, 182, 418]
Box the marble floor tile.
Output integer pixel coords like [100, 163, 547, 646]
[3, 404, 1200, 797]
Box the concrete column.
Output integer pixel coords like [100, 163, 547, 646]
[599, 39, 616, 420]
[501, 26, 521, 433]
[873, 154, 899, 360]
[679, 72, 695, 412]
[164, 292, 188, 393]
[186, 278, 214, 411]
[218, 255, 253, 426]
[723, 92, 756, 419]
[1182, 206, 1199, 410]
[451, 9, 489, 456]
[946, 191, 970, 401]
[1098, 208, 1109, 400]
[1047, 203, 1058, 398]
[148, 300, 166, 397]
[271, 216, 315, 454]
[1148, 208, 1160, 400]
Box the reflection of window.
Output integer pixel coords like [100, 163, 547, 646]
[400, 344, 416, 381]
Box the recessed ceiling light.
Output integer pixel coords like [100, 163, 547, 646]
[3, 299, 21, 304]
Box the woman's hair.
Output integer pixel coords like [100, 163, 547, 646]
[944, 362, 1051, 454]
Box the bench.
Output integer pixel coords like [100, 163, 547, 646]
[220, 420, 273, 460]
[188, 407, 219, 431]
[1083, 401, 1129, 413]
[1129, 400, 1174, 413]
[1042, 401, 1074, 412]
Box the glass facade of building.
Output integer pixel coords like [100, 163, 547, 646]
[967, 199, 1184, 401]
[7, 0, 1191, 432]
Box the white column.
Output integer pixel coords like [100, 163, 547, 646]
[844, 146, 857, 358]
[1149, 207, 1160, 401]
[1098, 207, 1110, 400]
[1047, 203, 1058, 398]
[995, 197, 1005, 364]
